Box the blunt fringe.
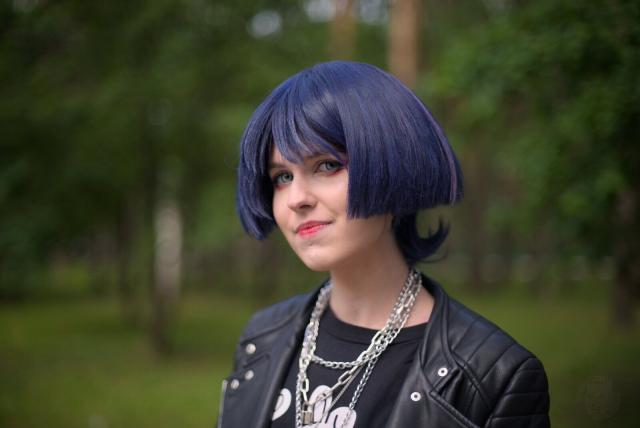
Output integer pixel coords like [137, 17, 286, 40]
[236, 61, 463, 265]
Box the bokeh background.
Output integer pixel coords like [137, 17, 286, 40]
[1, 0, 639, 427]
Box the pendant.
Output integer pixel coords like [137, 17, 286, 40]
[302, 405, 315, 425]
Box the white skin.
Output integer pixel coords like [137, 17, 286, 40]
[268, 147, 434, 329]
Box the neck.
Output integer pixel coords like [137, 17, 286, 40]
[328, 235, 433, 330]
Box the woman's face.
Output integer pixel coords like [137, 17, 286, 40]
[269, 147, 393, 272]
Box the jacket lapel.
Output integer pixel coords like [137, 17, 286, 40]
[386, 276, 475, 427]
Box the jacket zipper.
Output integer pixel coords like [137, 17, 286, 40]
[217, 379, 228, 428]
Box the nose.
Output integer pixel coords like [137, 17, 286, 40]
[286, 175, 316, 211]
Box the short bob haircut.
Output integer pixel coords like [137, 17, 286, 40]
[237, 61, 463, 265]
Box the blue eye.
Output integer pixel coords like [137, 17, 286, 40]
[317, 160, 343, 173]
[273, 171, 293, 186]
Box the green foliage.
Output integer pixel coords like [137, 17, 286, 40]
[0, 0, 331, 295]
[428, 0, 640, 258]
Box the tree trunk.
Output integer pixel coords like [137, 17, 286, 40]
[116, 196, 141, 325]
[612, 189, 639, 328]
[330, 0, 357, 60]
[388, 0, 420, 88]
[87, 230, 112, 297]
[151, 194, 183, 354]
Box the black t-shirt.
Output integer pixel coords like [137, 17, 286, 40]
[270, 306, 426, 428]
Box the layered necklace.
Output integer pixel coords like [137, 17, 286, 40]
[295, 269, 422, 428]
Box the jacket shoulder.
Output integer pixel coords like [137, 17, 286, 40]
[447, 297, 536, 376]
[445, 297, 549, 425]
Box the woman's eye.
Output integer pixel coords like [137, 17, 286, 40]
[317, 160, 343, 173]
[273, 172, 293, 186]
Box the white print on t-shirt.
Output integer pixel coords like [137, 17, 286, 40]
[272, 385, 356, 428]
[272, 388, 291, 420]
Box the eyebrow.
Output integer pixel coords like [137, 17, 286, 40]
[267, 153, 344, 172]
[267, 161, 287, 172]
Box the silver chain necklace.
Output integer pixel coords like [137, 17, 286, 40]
[295, 269, 422, 428]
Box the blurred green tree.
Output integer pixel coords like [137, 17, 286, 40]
[0, 0, 328, 351]
[430, 0, 640, 325]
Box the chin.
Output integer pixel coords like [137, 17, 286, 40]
[299, 258, 333, 273]
[296, 250, 337, 272]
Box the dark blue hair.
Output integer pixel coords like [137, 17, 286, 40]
[236, 61, 463, 265]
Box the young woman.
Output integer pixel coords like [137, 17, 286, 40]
[218, 61, 550, 428]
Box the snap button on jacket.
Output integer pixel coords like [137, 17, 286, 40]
[217, 276, 550, 428]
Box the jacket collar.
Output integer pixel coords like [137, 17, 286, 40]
[417, 275, 458, 388]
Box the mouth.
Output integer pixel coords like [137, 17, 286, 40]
[296, 221, 331, 238]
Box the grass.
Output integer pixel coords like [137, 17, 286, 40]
[0, 295, 253, 428]
[0, 283, 638, 427]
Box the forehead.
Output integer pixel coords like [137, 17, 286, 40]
[268, 146, 287, 165]
[268, 144, 341, 168]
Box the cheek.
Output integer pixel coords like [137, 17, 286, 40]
[343, 216, 392, 247]
[334, 180, 349, 211]
[271, 193, 286, 228]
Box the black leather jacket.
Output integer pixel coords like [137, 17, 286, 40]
[217, 276, 550, 427]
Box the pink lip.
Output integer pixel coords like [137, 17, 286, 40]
[296, 221, 331, 237]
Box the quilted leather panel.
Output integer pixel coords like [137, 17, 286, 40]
[443, 296, 549, 427]
[484, 357, 550, 427]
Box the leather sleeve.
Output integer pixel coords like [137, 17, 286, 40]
[483, 357, 550, 428]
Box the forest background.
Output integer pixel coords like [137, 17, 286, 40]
[1, 0, 639, 427]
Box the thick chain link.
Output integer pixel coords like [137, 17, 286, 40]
[295, 269, 422, 428]
[311, 270, 420, 370]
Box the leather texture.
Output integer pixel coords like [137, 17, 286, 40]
[217, 275, 550, 427]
